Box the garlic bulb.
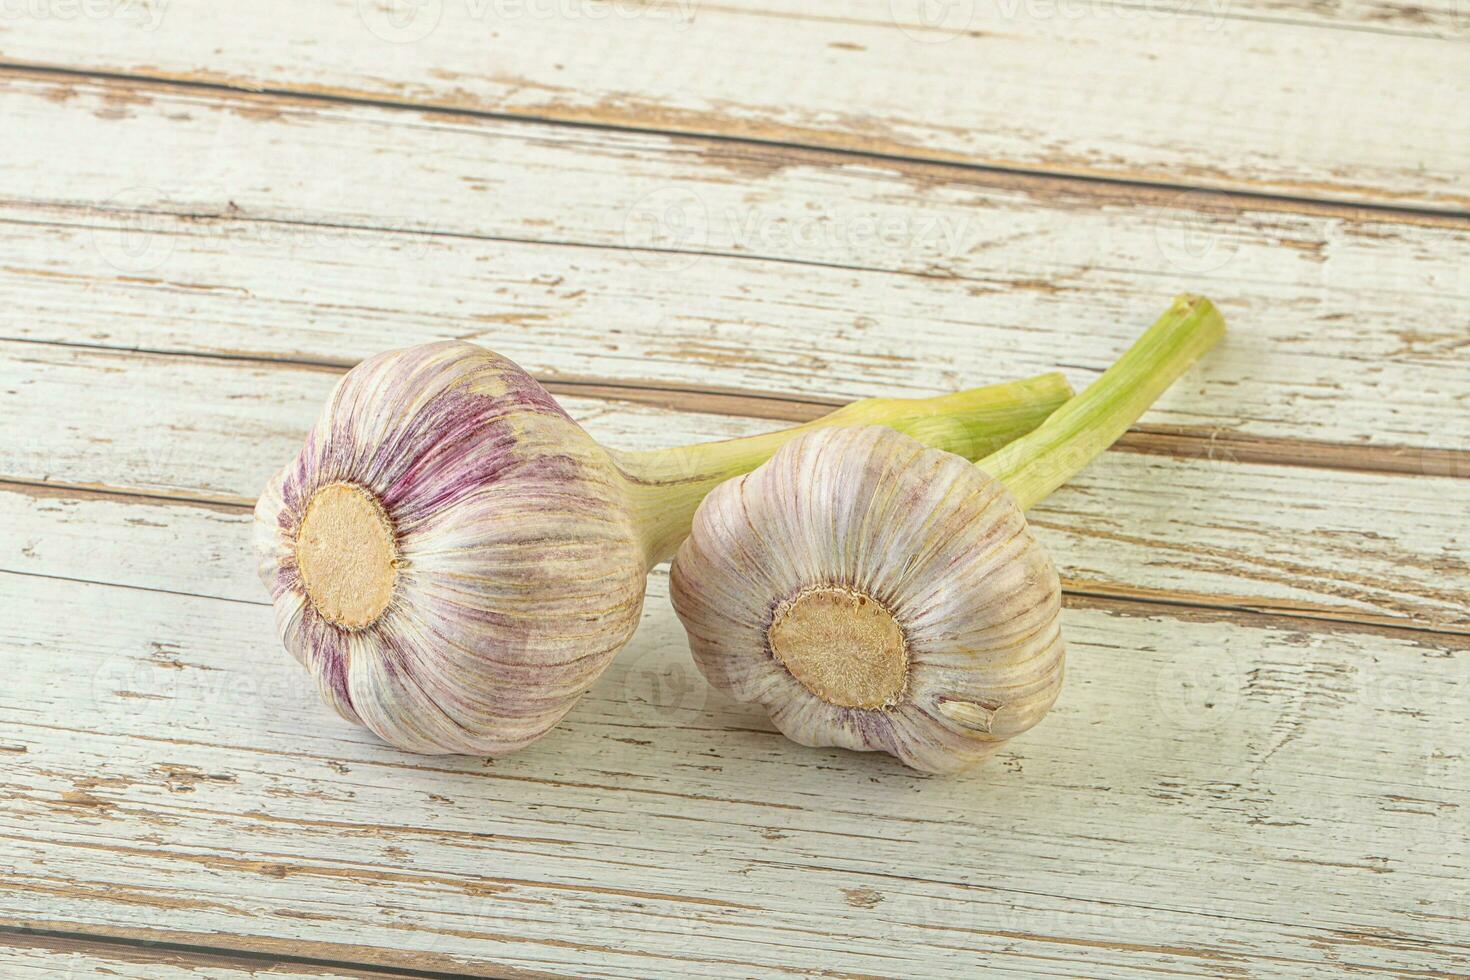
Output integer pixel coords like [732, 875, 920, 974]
[254, 340, 1074, 756]
[672, 425, 1062, 773]
[670, 297, 1225, 773]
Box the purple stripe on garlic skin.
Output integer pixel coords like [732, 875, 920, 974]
[254, 340, 1077, 757]
[255, 341, 648, 755]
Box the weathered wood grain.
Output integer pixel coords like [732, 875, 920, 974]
[1, 72, 1465, 461]
[2, 72, 1458, 461]
[0, 70, 1464, 455]
[7, 204, 1469, 461]
[0, 930, 401, 980]
[0, 2, 1466, 209]
[0, 551, 1465, 978]
[760, 0, 1470, 39]
[2, 342, 1467, 632]
[1, 10, 1465, 976]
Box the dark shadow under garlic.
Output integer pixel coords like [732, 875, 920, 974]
[670, 296, 1226, 773]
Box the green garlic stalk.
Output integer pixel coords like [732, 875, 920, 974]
[620, 371, 1076, 564]
[983, 295, 1227, 510]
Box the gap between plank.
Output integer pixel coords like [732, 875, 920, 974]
[3, 61, 1470, 226]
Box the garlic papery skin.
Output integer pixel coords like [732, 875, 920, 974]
[255, 341, 649, 755]
[670, 296, 1225, 773]
[254, 340, 1074, 756]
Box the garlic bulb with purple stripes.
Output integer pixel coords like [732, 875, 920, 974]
[254, 340, 1074, 756]
[671, 297, 1225, 773]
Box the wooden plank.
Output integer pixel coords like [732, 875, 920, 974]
[0, 38, 1464, 976]
[0, 555, 1465, 977]
[8, 200, 1469, 460]
[0, 930, 403, 980]
[0, 71, 1466, 455]
[763, 0, 1468, 40]
[0, 3, 1466, 210]
[2, 342, 1467, 632]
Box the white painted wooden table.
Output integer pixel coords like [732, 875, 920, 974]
[1, 3, 1467, 977]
